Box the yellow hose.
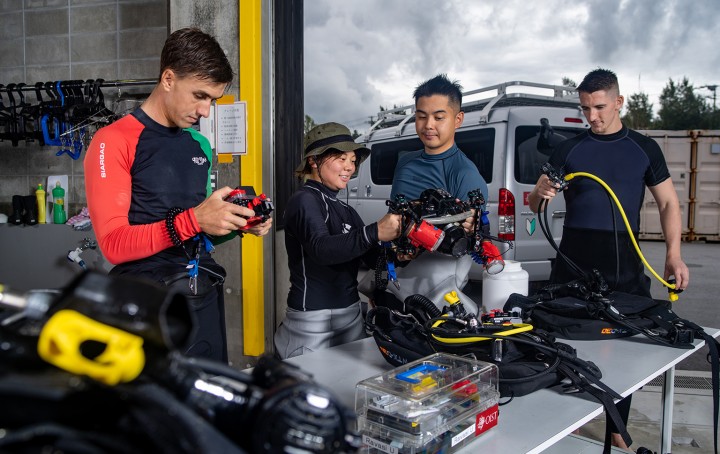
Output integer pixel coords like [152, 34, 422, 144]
[430, 317, 534, 343]
[564, 172, 677, 293]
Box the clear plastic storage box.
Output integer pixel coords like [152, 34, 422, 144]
[355, 353, 499, 453]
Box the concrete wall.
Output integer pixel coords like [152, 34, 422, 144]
[0, 0, 276, 368]
[170, 0, 239, 90]
[0, 0, 168, 216]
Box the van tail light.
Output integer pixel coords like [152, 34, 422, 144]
[498, 188, 515, 241]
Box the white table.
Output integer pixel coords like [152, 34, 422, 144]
[286, 329, 718, 454]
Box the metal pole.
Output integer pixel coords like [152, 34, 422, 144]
[660, 367, 675, 454]
[712, 88, 717, 129]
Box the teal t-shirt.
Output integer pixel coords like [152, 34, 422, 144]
[390, 143, 488, 203]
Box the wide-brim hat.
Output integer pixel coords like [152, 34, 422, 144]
[296, 122, 370, 173]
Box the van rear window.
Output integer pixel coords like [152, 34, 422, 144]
[514, 126, 585, 184]
[456, 129, 495, 184]
[369, 129, 495, 185]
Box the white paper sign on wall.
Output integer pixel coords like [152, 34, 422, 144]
[216, 101, 248, 155]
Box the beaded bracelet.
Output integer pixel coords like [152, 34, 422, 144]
[165, 207, 184, 247]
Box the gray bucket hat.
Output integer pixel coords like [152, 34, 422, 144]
[296, 122, 370, 173]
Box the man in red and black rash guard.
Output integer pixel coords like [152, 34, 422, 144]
[84, 28, 272, 363]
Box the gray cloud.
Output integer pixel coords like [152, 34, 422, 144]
[305, 0, 720, 130]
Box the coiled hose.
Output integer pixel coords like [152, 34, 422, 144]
[404, 294, 442, 320]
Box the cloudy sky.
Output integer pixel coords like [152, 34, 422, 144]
[304, 0, 719, 133]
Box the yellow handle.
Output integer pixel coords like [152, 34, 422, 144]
[38, 310, 145, 386]
[444, 290, 460, 305]
[431, 316, 534, 343]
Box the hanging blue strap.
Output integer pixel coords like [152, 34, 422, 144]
[190, 234, 215, 253]
[187, 259, 199, 278]
[381, 241, 398, 285]
[481, 210, 490, 226]
[387, 260, 397, 282]
[56, 81, 66, 107]
[201, 234, 215, 253]
[42, 114, 62, 146]
[184, 234, 214, 283]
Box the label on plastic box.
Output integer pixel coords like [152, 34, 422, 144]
[451, 421, 476, 447]
[475, 403, 499, 435]
[362, 434, 399, 454]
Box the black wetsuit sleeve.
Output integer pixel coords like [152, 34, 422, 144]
[286, 191, 379, 266]
[628, 129, 670, 186]
[358, 209, 383, 269]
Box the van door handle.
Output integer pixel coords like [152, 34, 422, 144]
[350, 186, 358, 193]
[552, 210, 566, 218]
[365, 185, 372, 197]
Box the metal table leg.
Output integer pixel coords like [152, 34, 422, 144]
[660, 367, 675, 454]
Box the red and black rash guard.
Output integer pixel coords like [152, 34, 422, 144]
[85, 108, 213, 268]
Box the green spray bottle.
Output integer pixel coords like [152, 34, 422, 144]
[52, 181, 67, 224]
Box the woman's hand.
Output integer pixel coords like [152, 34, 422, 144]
[377, 213, 402, 242]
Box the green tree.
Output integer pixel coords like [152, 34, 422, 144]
[656, 77, 710, 129]
[378, 104, 405, 114]
[698, 85, 718, 129]
[562, 77, 576, 87]
[561, 77, 577, 97]
[304, 114, 316, 134]
[622, 92, 654, 130]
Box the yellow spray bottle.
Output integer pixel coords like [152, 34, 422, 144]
[35, 183, 46, 224]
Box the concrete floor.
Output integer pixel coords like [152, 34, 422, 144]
[578, 370, 715, 453]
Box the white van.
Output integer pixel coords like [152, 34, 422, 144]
[340, 81, 590, 282]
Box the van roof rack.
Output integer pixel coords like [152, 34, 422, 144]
[366, 81, 579, 138]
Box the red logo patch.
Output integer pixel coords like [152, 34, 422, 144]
[476, 403, 499, 435]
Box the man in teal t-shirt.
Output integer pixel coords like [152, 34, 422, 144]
[382, 74, 488, 313]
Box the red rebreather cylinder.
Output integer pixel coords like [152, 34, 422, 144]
[481, 241, 505, 274]
[406, 220, 445, 252]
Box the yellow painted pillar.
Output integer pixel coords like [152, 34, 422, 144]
[239, 0, 264, 356]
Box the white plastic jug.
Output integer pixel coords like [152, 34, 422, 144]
[482, 260, 529, 312]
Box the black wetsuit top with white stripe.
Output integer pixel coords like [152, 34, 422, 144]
[284, 180, 380, 311]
